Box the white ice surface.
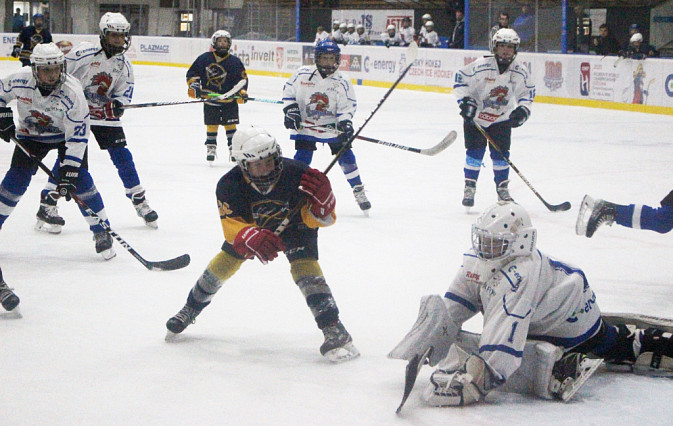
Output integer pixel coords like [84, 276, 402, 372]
[1, 61, 673, 425]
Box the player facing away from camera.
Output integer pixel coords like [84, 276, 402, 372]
[165, 126, 359, 362]
[282, 39, 371, 215]
[390, 201, 673, 406]
[186, 30, 248, 164]
[0, 43, 115, 259]
[453, 28, 535, 209]
[36, 12, 158, 233]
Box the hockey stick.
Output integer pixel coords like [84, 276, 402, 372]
[396, 346, 432, 414]
[117, 79, 247, 110]
[272, 42, 419, 236]
[10, 136, 191, 271]
[205, 92, 283, 104]
[473, 122, 571, 212]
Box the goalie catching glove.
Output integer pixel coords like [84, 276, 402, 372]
[299, 168, 335, 219]
[233, 226, 285, 264]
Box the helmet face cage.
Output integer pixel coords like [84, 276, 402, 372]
[211, 30, 232, 55]
[471, 225, 515, 260]
[471, 201, 536, 261]
[99, 13, 131, 56]
[232, 127, 284, 195]
[314, 40, 341, 76]
[31, 44, 67, 92]
[491, 28, 520, 67]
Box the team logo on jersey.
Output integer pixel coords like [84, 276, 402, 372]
[84, 72, 113, 104]
[543, 61, 563, 91]
[251, 200, 290, 229]
[30, 33, 44, 49]
[56, 40, 73, 55]
[482, 86, 509, 110]
[23, 110, 59, 135]
[218, 200, 233, 217]
[206, 63, 227, 91]
[305, 92, 332, 119]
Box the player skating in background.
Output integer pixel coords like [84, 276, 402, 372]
[0, 43, 115, 259]
[282, 40, 371, 214]
[453, 28, 535, 209]
[576, 191, 673, 237]
[390, 201, 673, 406]
[187, 30, 248, 164]
[36, 12, 158, 233]
[11, 13, 52, 67]
[165, 126, 359, 362]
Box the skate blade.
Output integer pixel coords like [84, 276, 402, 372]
[361, 209, 370, 218]
[34, 220, 62, 234]
[144, 220, 158, 229]
[463, 205, 473, 213]
[99, 248, 117, 261]
[560, 358, 603, 401]
[0, 307, 22, 320]
[165, 331, 183, 342]
[575, 194, 594, 236]
[323, 342, 361, 363]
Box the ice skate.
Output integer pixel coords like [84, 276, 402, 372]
[462, 179, 477, 210]
[131, 191, 158, 229]
[631, 328, 673, 377]
[165, 304, 202, 340]
[548, 352, 603, 401]
[206, 144, 217, 164]
[352, 184, 371, 216]
[0, 280, 20, 311]
[93, 231, 116, 260]
[496, 179, 514, 202]
[320, 321, 360, 362]
[576, 194, 617, 238]
[34, 191, 65, 234]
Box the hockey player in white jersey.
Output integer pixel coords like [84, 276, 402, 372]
[453, 28, 535, 209]
[390, 201, 673, 406]
[381, 25, 402, 48]
[0, 42, 115, 259]
[282, 39, 371, 214]
[35, 12, 158, 233]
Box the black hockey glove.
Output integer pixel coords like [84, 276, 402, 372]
[283, 103, 302, 130]
[384, 40, 391, 48]
[10, 45, 21, 58]
[459, 97, 477, 124]
[103, 100, 124, 119]
[236, 89, 248, 104]
[187, 78, 202, 99]
[57, 165, 79, 201]
[0, 106, 16, 143]
[337, 120, 354, 144]
[508, 106, 530, 128]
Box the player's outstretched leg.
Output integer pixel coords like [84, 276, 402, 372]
[35, 190, 65, 234]
[576, 195, 617, 237]
[462, 178, 477, 208]
[0, 279, 20, 311]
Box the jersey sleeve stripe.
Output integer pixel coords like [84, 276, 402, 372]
[445, 291, 478, 313]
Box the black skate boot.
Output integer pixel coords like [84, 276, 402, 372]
[585, 199, 617, 238]
[352, 184, 371, 215]
[35, 191, 65, 234]
[0, 280, 20, 311]
[549, 352, 603, 401]
[166, 304, 202, 335]
[320, 320, 360, 362]
[206, 144, 217, 163]
[462, 179, 477, 208]
[633, 328, 673, 376]
[131, 191, 158, 229]
[93, 231, 116, 260]
[496, 179, 514, 202]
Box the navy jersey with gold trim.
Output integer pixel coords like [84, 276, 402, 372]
[186, 51, 247, 97]
[15, 26, 52, 60]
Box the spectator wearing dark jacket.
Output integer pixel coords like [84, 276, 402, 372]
[592, 24, 620, 56]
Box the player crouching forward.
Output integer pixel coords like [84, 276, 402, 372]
[390, 201, 673, 406]
[166, 126, 359, 362]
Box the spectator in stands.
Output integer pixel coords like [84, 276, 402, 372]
[449, 9, 465, 49]
[331, 21, 345, 44]
[355, 24, 370, 45]
[489, 12, 510, 52]
[381, 25, 402, 48]
[344, 23, 358, 45]
[422, 21, 441, 48]
[400, 17, 415, 46]
[419, 13, 432, 40]
[315, 25, 330, 44]
[512, 4, 535, 51]
[337, 22, 348, 44]
[12, 8, 25, 32]
[592, 24, 620, 56]
[620, 32, 659, 59]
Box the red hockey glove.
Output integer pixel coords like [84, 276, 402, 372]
[299, 168, 335, 219]
[233, 226, 285, 263]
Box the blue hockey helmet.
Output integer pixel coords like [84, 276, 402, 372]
[314, 40, 340, 76]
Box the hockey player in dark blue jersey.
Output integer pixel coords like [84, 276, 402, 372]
[11, 13, 52, 67]
[186, 30, 248, 163]
[576, 191, 673, 237]
[165, 126, 359, 362]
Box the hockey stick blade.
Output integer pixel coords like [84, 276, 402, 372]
[143, 253, 191, 271]
[420, 130, 457, 156]
[545, 200, 572, 212]
[121, 79, 247, 110]
[396, 346, 432, 414]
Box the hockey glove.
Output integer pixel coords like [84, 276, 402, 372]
[508, 106, 530, 128]
[299, 168, 335, 219]
[459, 97, 478, 124]
[187, 78, 202, 99]
[0, 107, 15, 143]
[103, 100, 124, 119]
[10, 45, 21, 58]
[337, 120, 354, 144]
[57, 165, 79, 201]
[283, 103, 302, 130]
[236, 89, 248, 104]
[233, 226, 285, 264]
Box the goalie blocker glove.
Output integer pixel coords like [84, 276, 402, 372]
[459, 97, 477, 124]
[0, 106, 15, 142]
[233, 226, 285, 264]
[283, 103, 302, 130]
[509, 105, 530, 128]
[300, 168, 336, 219]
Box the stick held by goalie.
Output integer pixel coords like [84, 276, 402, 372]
[389, 201, 673, 407]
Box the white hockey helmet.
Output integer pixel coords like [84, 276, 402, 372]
[471, 201, 537, 261]
[492, 28, 520, 67]
[347, 22, 355, 29]
[422, 13, 432, 21]
[387, 24, 396, 31]
[30, 42, 67, 92]
[211, 30, 232, 55]
[339, 22, 347, 30]
[231, 126, 283, 195]
[630, 32, 643, 43]
[99, 12, 131, 56]
[425, 21, 435, 29]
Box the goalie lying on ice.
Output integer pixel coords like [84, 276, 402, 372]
[389, 201, 673, 406]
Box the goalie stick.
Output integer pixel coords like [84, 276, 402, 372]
[117, 79, 247, 110]
[396, 346, 432, 414]
[474, 122, 571, 212]
[10, 137, 191, 271]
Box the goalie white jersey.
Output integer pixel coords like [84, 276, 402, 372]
[0, 68, 90, 169]
[65, 40, 134, 128]
[453, 56, 535, 128]
[282, 65, 356, 143]
[444, 249, 601, 380]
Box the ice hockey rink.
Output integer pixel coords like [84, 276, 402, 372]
[1, 60, 673, 424]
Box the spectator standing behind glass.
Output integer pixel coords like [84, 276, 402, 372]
[419, 13, 432, 40]
[449, 10, 465, 49]
[512, 4, 534, 51]
[314, 26, 330, 44]
[381, 25, 402, 48]
[422, 22, 441, 48]
[400, 17, 415, 46]
[355, 24, 371, 45]
[489, 12, 510, 52]
[11, 13, 52, 67]
[12, 8, 25, 32]
[592, 24, 620, 56]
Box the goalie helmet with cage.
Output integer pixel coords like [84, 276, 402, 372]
[30, 43, 67, 93]
[314, 39, 341, 77]
[472, 201, 537, 261]
[231, 126, 283, 195]
[99, 12, 131, 56]
[211, 30, 232, 56]
[491, 28, 520, 68]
